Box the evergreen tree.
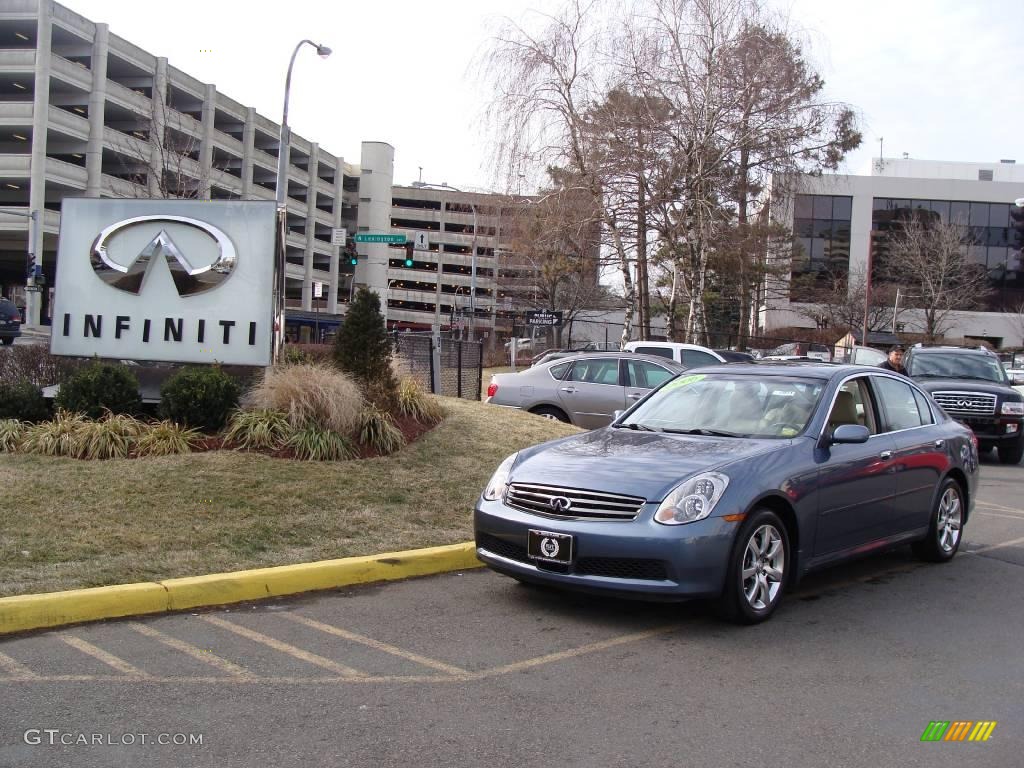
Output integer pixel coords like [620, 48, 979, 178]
[333, 287, 399, 408]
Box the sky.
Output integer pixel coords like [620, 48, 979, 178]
[60, 0, 1024, 191]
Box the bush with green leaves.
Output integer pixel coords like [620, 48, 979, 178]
[223, 409, 291, 451]
[0, 380, 50, 422]
[286, 423, 357, 461]
[55, 362, 141, 419]
[159, 366, 240, 432]
[332, 287, 399, 408]
[358, 405, 405, 455]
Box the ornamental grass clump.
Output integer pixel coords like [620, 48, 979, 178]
[243, 363, 363, 437]
[286, 423, 357, 462]
[20, 410, 89, 457]
[77, 412, 143, 460]
[135, 420, 201, 457]
[0, 419, 25, 452]
[357, 405, 405, 455]
[223, 409, 292, 451]
[396, 377, 445, 424]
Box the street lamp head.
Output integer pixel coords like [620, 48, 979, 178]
[1015, 197, 1024, 208]
[315, 44, 332, 58]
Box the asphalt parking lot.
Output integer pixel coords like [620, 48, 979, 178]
[1, 459, 1022, 768]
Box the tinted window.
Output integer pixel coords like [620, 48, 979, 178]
[625, 360, 675, 389]
[912, 388, 935, 425]
[830, 377, 876, 433]
[567, 359, 621, 385]
[633, 346, 674, 360]
[874, 376, 926, 432]
[681, 350, 719, 368]
[549, 362, 571, 380]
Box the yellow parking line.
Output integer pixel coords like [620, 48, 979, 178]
[200, 615, 363, 677]
[60, 634, 149, 678]
[476, 626, 677, 678]
[283, 614, 470, 677]
[0, 651, 39, 679]
[128, 622, 255, 680]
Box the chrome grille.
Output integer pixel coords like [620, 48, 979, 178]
[932, 391, 997, 416]
[506, 483, 645, 521]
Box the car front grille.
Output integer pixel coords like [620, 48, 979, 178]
[932, 391, 997, 416]
[475, 533, 668, 581]
[505, 483, 646, 521]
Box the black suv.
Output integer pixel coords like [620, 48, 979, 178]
[904, 344, 1024, 464]
[0, 297, 22, 346]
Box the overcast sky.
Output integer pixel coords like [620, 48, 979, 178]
[62, 0, 1023, 191]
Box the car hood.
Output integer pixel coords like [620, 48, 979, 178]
[914, 379, 1020, 398]
[510, 428, 784, 502]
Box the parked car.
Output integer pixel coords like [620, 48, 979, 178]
[837, 345, 888, 366]
[485, 352, 685, 429]
[0, 297, 22, 346]
[622, 341, 726, 368]
[713, 349, 755, 363]
[766, 342, 832, 362]
[904, 344, 1024, 464]
[530, 350, 581, 367]
[475, 363, 979, 623]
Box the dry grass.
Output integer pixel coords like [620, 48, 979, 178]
[243, 363, 364, 436]
[0, 398, 580, 596]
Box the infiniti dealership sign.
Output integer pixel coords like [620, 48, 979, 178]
[52, 199, 275, 366]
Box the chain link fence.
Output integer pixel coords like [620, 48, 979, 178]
[392, 332, 483, 401]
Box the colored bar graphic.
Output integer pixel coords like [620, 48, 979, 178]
[921, 720, 996, 742]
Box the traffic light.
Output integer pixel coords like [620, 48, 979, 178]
[348, 251, 358, 266]
[403, 242, 414, 268]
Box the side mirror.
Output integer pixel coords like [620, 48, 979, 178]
[830, 424, 870, 444]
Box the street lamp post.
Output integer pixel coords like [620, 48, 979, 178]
[273, 39, 331, 362]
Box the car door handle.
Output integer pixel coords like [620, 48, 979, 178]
[560, 387, 577, 393]
[627, 393, 644, 400]
[879, 450, 893, 460]
[934, 439, 945, 448]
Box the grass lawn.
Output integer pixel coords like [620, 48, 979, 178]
[0, 399, 579, 597]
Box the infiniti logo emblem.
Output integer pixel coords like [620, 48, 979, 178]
[549, 496, 572, 513]
[90, 215, 237, 296]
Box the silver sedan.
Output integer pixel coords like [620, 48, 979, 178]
[485, 352, 686, 429]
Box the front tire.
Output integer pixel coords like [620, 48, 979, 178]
[716, 509, 789, 625]
[0, 337, 13, 346]
[912, 478, 964, 562]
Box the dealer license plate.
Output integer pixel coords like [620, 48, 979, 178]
[527, 529, 574, 564]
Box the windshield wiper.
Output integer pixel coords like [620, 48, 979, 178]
[613, 422, 658, 432]
[663, 428, 744, 438]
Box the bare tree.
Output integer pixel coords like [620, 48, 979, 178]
[884, 218, 991, 342]
[791, 265, 895, 333]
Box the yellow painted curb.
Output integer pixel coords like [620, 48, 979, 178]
[0, 542, 482, 636]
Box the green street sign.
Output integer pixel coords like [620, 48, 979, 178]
[353, 233, 407, 244]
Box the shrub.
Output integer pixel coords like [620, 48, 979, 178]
[135, 420, 201, 457]
[286, 424, 357, 461]
[0, 380, 50, 422]
[55, 362, 141, 419]
[159, 366, 240, 432]
[333, 287, 399, 407]
[223, 409, 291, 451]
[396, 378, 445, 424]
[20, 411, 89, 457]
[357, 406, 405, 455]
[0, 344, 83, 387]
[243, 363, 363, 437]
[77, 412, 143, 460]
[0, 419, 25, 452]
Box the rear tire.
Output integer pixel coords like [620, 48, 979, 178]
[1, 337, 13, 346]
[715, 508, 789, 625]
[912, 478, 964, 562]
[997, 440, 1024, 465]
[531, 406, 570, 423]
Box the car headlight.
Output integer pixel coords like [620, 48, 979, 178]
[1001, 401, 1024, 416]
[482, 452, 518, 501]
[654, 472, 729, 525]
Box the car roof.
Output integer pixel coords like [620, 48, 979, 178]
[623, 340, 714, 350]
[908, 345, 995, 356]
[682, 362, 861, 380]
[535, 351, 686, 369]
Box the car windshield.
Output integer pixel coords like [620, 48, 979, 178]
[619, 374, 826, 438]
[907, 353, 1007, 383]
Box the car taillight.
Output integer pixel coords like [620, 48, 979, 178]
[487, 382, 498, 398]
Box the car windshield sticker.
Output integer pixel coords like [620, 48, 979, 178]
[780, 426, 799, 436]
[663, 374, 706, 392]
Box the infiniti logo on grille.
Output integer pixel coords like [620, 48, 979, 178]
[956, 400, 975, 408]
[549, 496, 572, 513]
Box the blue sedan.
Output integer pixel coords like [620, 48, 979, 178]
[474, 364, 980, 624]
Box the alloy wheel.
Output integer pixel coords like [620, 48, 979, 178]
[936, 486, 962, 553]
[741, 524, 785, 611]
